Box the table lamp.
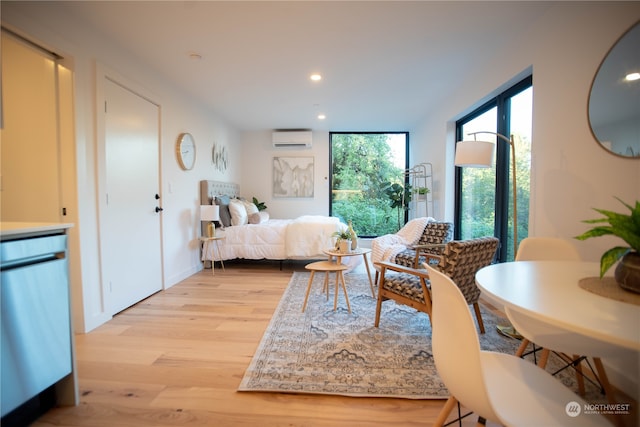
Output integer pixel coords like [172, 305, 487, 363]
[200, 205, 220, 238]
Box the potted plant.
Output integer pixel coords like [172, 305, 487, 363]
[252, 197, 267, 211]
[332, 229, 352, 253]
[575, 198, 640, 293]
[414, 186, 430, 199]
[383, 182, 412, 231]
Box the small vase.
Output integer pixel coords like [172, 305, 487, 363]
[615, 252, 640, 294]
[339, 240, 350, 254]
[347, 220, 358, 250]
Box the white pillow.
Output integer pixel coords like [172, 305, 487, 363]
[242, 200, 259, 216]
[229, 199, 248, 226]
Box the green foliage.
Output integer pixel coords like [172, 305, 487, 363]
[252, 197, 267, 211]
[575, 198, 640, 277]
[331, 134, 408, 235]
[383, 182, 412, 230]
[332, 230, 352, 241]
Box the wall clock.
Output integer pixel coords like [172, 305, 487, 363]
[176, 132, 196, 170]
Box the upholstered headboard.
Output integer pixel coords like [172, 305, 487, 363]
[199, 180, 240, 204]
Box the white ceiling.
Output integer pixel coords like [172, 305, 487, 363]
[55, 1, 556, 132]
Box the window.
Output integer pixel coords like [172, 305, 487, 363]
[455, 76, 532, 262]
[330, 132, 409, 237]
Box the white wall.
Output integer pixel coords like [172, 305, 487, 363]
[411, 2, 640, 398]
[412, 3, 640, 260]
[2, 4, 241, 332]
[240, 130, 332, 219]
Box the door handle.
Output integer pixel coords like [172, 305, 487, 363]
[155, 206, 163, 213]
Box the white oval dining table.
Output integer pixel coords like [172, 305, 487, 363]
[475, 260, 640, 353]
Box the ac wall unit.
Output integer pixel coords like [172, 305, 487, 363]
[272, 130, 313, 148]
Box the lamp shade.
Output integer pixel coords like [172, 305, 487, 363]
[200, 204, 220, 222]
[454, 140, 495, 168]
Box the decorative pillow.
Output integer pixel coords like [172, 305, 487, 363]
[249, 211, 270, 224]
[214, 195, 232, 227]
[229, 198, 248, 226]
[242, 200, 259, 216]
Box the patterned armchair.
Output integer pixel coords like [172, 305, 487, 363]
[372, 220, 453, 285]
[394, 221, 453, 268]
[374, 237, 499, 334]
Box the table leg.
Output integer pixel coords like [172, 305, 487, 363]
[361, 253, 375, 298]
[214, 240, 225, 273]
[323, 272, 330, 300]
[333, 271, 339, 310]
[338, 271, 351, 313]
[302, 271, 316, 312]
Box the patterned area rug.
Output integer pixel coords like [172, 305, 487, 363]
[238, 272, 603, 399]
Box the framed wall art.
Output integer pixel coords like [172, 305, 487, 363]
[272, 156, 314, 198]
[212, 143, 228, 172]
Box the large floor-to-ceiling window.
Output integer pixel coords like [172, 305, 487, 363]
[330, 132, 409, 237]
[455, 76, 532, 262]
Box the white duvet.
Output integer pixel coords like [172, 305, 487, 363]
[202, 215, 347, 261]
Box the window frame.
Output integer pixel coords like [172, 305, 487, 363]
[329, 131, 410, 238]
[454, 75, 532, 262]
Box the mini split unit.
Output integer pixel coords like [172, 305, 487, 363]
[272, 130, 313, 148]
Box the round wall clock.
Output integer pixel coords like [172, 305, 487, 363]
[176, 133, 196, 170]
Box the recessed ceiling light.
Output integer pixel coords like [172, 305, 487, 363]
[318, 114, 326, 120]
[310, 74, 322, 81]
[625, 72, 640, 81]
[189, 52, 202, 60]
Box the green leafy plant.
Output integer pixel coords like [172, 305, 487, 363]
[575, 198, 640, 277]
[332, 230, 352, 241]
[383, 182, 412, 230]
[414, 186, 430, 195]
[252, 197, 267, 211]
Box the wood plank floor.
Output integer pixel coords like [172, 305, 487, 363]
[32, 260, 631, 427]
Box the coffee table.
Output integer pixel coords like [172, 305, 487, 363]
[302, 261, 350, 313]
[323, 247, 375, 297]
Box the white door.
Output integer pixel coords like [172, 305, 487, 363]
[102, 78, 163, 314]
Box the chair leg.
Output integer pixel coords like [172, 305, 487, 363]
[374, 292, 383, 327]
[573, 355, 586, 396]
[515, 339, 530, 357]
[593, 357, 617, 405]
[473, 303, 485, 334]
[434, 396, 458, 427]
[538, 348, 551, 369]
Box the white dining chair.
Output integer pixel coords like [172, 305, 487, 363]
[513, 237, 582, 367]
[427, 264, 611, 427]
[505, 306, 622, 410]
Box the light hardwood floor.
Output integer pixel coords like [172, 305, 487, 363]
[32, 260, 631, 427]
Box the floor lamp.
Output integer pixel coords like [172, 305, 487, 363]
[455, 131, 520, 339]
[454, 131, 518, 259]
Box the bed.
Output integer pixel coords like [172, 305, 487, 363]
[200, 180, 347, 262]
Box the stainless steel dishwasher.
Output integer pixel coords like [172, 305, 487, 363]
[1, 232, 72, 418]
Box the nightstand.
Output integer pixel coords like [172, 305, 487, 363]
[200, 236, 225, 275]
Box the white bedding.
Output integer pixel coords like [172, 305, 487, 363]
[202, 215, 346, 261]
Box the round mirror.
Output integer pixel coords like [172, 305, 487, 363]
[588, 21, 640, 158]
